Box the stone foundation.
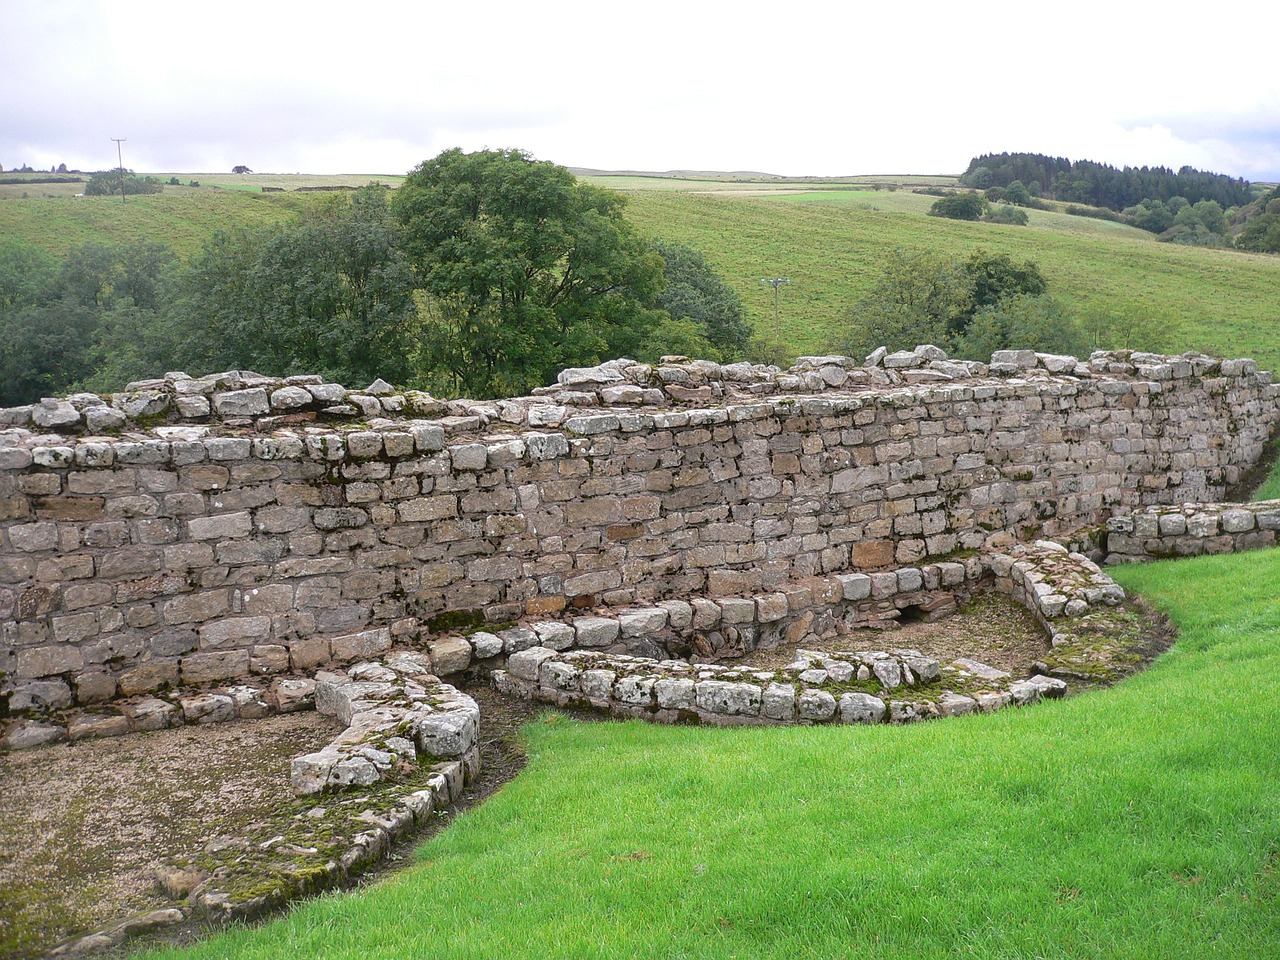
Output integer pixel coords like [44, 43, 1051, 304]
[1105, 500, 1280, 562]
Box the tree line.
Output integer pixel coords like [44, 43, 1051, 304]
[960, 152, 1252, 211]
[0, 150, 752, 407]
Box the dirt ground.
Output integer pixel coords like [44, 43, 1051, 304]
[0, 594, 1044, 958]
[723, 592, 1048, 674]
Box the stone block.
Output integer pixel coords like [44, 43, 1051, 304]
[695, 680, 761, 717]
[429, 636, 473, 676]
[188, 512, 252, 541]
[581, 668, 617, 700]
[574, 616, 620, 647]
[9, 679, 73, 711]
[249, 644, 290, 675]
[199, 616, 272, 648]
[655, 677, 696, 710]
[530, 622, 575, 651]
[16, 644, 85, 679]
[616, 674, 656, 706]
[619, 607, 669, 637]
[507, 646, 559, 682]
[838, 693, 886, 724]
[181, 693, 236, 724]
[798, 689, 837, 721]
[119, 697, 179, 731]
[719, 598, 757, 625]
[65, 712, 131, 744]
[180, 649, 250, 684]
[470, 630, 505, 659]
[213, 388, 269, 417]
[413, 706, 478, 757]
[117, 660, 179, 696]
[163, 590, 232, 626]
[755, 592, 789, 623]
[1, 720, 66, 750]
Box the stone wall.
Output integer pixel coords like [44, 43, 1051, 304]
[1, 348, 1276, 715]
[1105, 500, 1280, 562]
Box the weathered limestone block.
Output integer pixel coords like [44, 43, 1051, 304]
[67, 713, 131, 741]
[575, 616, 620, 647]
[798, 689, 837, 721]
[581, 668, 617, 700]
[469, 631, 505, 659]
[413, 708, 477, 758]
[838, 692, 887, 724]
[655, 676, 696, 710]
[426, 636, 471, 676]
[213, 388, 270, 417]
[507, 646, 559, 682]
[695, 680, 761, 717]
[616, 675, 656, 706]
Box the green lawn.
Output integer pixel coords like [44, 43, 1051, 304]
[139, 549, 1280, 960]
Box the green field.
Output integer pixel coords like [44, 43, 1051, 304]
[2, 170, 1278, 371]
[614, 187, 1280, 369]
[139, 548, 1280, 959]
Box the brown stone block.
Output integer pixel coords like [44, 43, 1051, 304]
[606, 522, 644, 542]
[33, 496, 104, 521]
[287, 636, 331, 671]
[0, 496, 32, 521]
[524, 594, 566, 615]
[852, 540, 895, 569]
[117, 659, 179, 696]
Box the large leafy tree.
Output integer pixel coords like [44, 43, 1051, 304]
[171, 184, 418, 386]
[0, 239, 177, 405]
[649, 240, 750, 360]
[393, 148, 665, 397]
[833, 248, 1064, 360]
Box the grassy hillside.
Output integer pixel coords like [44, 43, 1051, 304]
[614, 185, 1280, 370]
[140, 549, 1280, 960]
[2, 171, 1277, 372]
[0, 191, 306, 259]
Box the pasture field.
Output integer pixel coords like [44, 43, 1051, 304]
[0, 191, 305, 259]
[137, 548, 1280, 960]
[617, 188, 1280, 369]
[2, 170, 1278, 371]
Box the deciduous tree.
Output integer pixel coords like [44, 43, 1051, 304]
[393, 148, 666, 397]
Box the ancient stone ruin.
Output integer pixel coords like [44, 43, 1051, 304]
[2, 345, 1278, 947]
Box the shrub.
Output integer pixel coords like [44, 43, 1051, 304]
[985, 204, 1029, 226]
[929, 193, 986, 221]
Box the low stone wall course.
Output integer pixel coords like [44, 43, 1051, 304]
[1105, 500, 1280, 562]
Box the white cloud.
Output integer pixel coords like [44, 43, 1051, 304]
[2, 0, 1277, 180]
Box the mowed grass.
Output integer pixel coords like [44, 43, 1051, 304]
[619, 189, 1280, 370]
[139, 549, 1280, 960]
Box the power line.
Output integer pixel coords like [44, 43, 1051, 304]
[760, 277, 791, 342]
[110, 137, 126, 205]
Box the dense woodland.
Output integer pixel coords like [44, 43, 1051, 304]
[957, 152, 1279, 250]
[960, 152, 1253, 210]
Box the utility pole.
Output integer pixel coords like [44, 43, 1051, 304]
[760, 277, 791, 342]
[111, 137, 126, 204]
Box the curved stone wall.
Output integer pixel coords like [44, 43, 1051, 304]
[1, 349, 1276, 720]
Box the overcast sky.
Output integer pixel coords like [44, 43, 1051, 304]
[4, 1, 1278, 181]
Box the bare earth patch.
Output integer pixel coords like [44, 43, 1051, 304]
[0, 712, 341, 958]
[0, 595, 1046, 959]
[714, 592, 1049, 676]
